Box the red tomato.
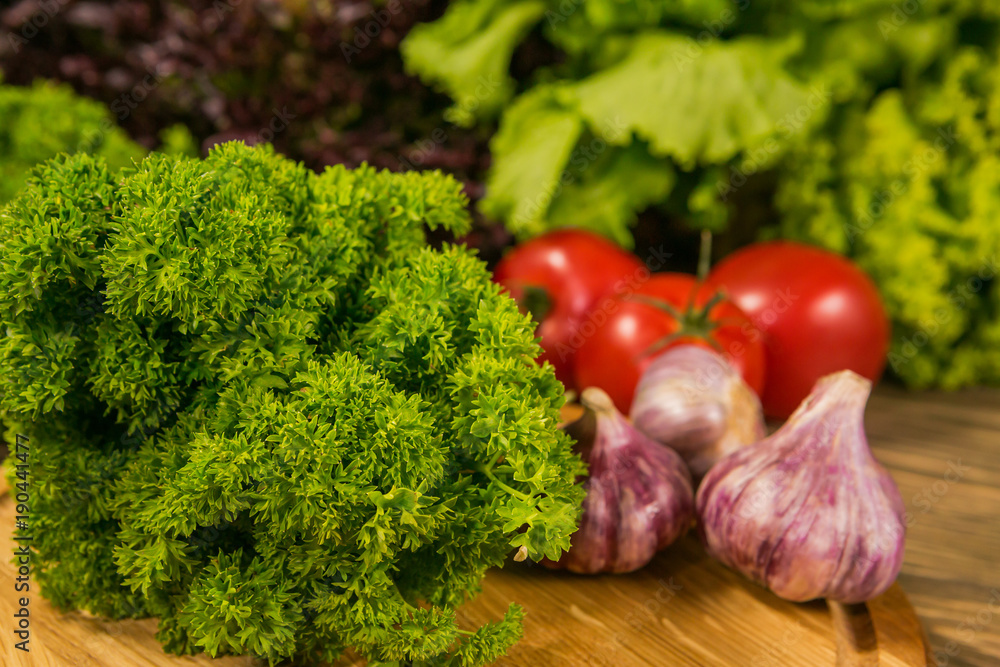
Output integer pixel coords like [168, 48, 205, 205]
[574, 273, 766, 413]
[705, 241, 889, 418]
[492, 229, 645, 390]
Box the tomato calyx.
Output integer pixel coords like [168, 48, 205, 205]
[632, 289, 729, 357]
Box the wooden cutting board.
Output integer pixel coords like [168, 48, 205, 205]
[0, 482, 931, 667]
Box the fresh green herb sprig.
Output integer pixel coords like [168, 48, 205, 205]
[0, 142, 584, 665]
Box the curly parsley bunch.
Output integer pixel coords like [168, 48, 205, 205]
[0, 143, 584, 665]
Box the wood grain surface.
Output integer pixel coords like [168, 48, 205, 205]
[0, 386, 996, 666]
[0, 482, 927, 667]
[865, 387, 1000, 667]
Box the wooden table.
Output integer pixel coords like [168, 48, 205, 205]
[0, 386, 997, 665]
[865, 387, 1000, 667]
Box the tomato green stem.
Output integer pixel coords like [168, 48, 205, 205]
[632, 294, 683, 320]
[632, 290, 727, 358]
[697, 229, 713, 282]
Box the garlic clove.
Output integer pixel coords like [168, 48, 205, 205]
[630, 345, 765, 480]
[696, 370, 906, 603]
[551, 387, 695, 574]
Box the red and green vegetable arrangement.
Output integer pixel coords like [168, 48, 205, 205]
[0, 132, 904, 663]
[496, 228, 904, 603]
[0, 141, 907, 662]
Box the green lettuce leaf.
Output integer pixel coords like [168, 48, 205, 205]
[401, 0, 546, 126]
[544, 143, 675, 246]
[572, 32, 822, 168]
[543, 0, 734, 57]
[480, 30, 820, 243]
[479, 87, 584, 236]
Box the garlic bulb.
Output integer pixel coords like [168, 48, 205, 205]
[630, 345, 765, 480]
[548, 387, 694, 574]
[696, 370, 905, 603]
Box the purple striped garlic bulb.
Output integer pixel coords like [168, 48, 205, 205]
[630, 345, 765, 480]
[696, 370, 905, 603]
[548, 387, 694, 574]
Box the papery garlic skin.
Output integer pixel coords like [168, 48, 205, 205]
[630, 345, 765, 479]
[554, 387, 694, 574]
[696, 370, 905, 603]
